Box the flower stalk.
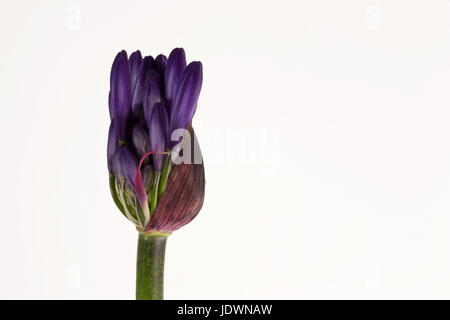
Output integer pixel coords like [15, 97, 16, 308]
[136, 232, 169, 300]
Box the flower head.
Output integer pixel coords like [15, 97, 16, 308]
[107, 48, 204, 233]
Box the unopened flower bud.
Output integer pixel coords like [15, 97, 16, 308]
[107, 48, 204, 233]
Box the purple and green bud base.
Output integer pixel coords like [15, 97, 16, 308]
[107, 48, 205, 299]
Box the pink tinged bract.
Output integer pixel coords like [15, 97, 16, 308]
[146, 158, 205, 233]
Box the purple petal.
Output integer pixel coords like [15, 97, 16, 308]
[155, 54, 167, 77]
[145, 69, 162, 87]
[141, 164, 153, 191]
[132, 123, 150, 159]
[143, 77, 163, 127]
[149, 103, 169, 171]
[164, 48, 186, 112]
[169, 61, 203, 137]
[111, 50, 132, 139]
[131, 57, 160, 119]
[112, 147, 138, 187]
[129, 50, 142, 88]
[108, 91, 114, 120]
[107, 122, 118, 172]
[131, 66, 147, 118]
[142, 55, 155, 71]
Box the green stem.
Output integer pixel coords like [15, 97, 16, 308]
[150, 172, 161, 215]
[136, 232, 168, 300]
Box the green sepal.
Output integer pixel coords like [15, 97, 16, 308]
[124, 188, 145, 227]
[117, 179, 140, 227]
[150, 172, 161, 216]
[109, 174, 126, 216]
[157, 153, 172, 200]
[109, 171, 153, 229]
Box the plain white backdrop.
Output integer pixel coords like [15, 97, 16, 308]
[1, 0, 450, 299]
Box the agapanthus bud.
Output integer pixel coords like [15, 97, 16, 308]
[155, 54, 167, 75]
[149, 103, 169, 172]
[169, 61, 203, 146]
[165, 48, 186, 112]
[132, 123, 150, 159]
[110, 51, 132, 140]
[107, 122, 118, 172]
[107, 48, 204, 233]
[129, 50, 143, 88]
[112, 147, 138, 189]
[141, 164, 153, 193]
[143, 77, 163, 127]
[131, 65, 147, 118]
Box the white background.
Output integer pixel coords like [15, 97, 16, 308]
[1, 0, 450, 299]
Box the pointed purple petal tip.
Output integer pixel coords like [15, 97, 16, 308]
[165, 48, 187, 108]
[169, 61, 203, 136]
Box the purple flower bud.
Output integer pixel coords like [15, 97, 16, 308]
[131, 57, 161, 119]
[155, 54, 167, 76]
[107, 122, 118, 172]
[108, 91, 114, 120]
[142, 55, 155, 70]
[165, 48, 186, 112]
[169, 61, 203, 140]
[108, 48, 204, 233]
[112, 147, 138, 188]
[129, 50, 143, 88]
[110, 50, 132, 140]
[141, 164, 153, 192]
[145, 69, 162, 87]
[131, 66, 147, 118]
[143, 77, 163, 127]
[132, 123, 150, 159]
[149, 103, 169, 172]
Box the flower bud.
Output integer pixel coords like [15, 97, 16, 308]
[169, 61, 203, 147]
[112, 147, 138, 190]
[143, 76, 162, 125]
[107, 122, 118, 172]
[155, 54, 167, 76]
[132, 123, 150, 159]
[107, 48, 204, 233]
[110, 50, 132, 140]
[129, 50, 143, 88]
[165, 48, 186, 112]
[149, 103, 169, 172]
